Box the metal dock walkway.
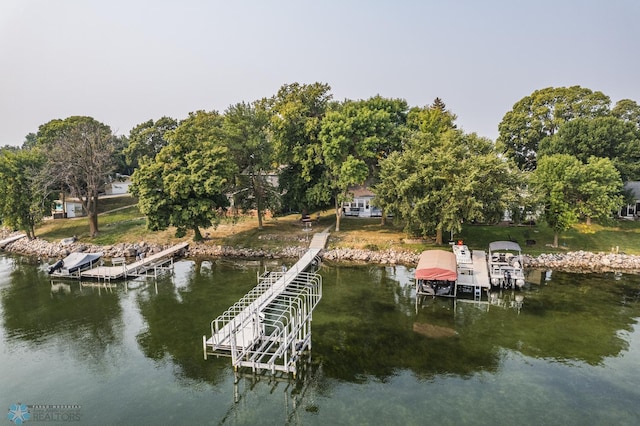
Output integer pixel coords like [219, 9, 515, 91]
[203, 232, 328, 376]
[80, 242, 189, 281]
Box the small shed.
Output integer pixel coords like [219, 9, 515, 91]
[52, 199, 85, 219]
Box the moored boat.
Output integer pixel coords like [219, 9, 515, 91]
[415, 250, 457, 297]
[487, 241, 525, 289]
[48, 252, 103, 277]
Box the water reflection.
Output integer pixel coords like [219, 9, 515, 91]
[0, 257, 123, 373]
[1, 254, 639, 424]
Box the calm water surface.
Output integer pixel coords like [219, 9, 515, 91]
[1, 254, 639, 425]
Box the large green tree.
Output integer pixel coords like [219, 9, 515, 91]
[573, 157, 623, 225]
[222, 101, 279, 229]
[532, 154, 622, 246]
[36, 116, 116, 237]
[497, 86, 610, 170]
[269, 82, 333, 212]
[375, 129, 513, 244]
[0, 148, 47, 238]
[130, 111, 236, 241]
[317, 96, 408, 231]
[532, 155, 582, 247]
[612, 99, 640, 128]
[407, 97, 457, 135]
[124, 117, 178, 169]
[539, 116, 640, 181]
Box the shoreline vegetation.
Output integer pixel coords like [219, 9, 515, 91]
[2, 199, 640, 274]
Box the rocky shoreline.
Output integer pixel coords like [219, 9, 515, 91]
[2, 231, 640, 274]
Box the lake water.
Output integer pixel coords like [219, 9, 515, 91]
[1, 253, 639, 425]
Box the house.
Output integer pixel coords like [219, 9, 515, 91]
[104, 174, 132, 195]
[342, 186, 383, 218]
[620, 181, 640, 219]
[52, 198, 85, 218]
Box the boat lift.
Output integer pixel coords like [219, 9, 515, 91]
[203, 247, 324, 377]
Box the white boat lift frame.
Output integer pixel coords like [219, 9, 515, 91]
[203, 245, 325, 377]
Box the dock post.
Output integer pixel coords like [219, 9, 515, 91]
[202, 335, 208, 360]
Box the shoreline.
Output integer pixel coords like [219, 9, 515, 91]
[2, 233, 640, 274]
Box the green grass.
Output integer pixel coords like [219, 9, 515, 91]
[33, 200, 640, 255]
[38, 205, 147, 244]
[96, 195, 139, 214]
[459, 220, 640, 255]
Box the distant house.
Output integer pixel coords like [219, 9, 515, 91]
[342, 186, 384, 218]
[620, 181, 640, 219]
[105, 174, 132, 195]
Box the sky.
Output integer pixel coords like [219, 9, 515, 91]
[1, 0, 639, 146]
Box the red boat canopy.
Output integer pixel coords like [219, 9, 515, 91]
[415, 250, 457, 281]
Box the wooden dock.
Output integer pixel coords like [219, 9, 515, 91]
[80, 242, 189, 281]
[0, 234, 26, 249]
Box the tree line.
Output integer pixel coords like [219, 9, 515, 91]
[1, 83, 638, 246]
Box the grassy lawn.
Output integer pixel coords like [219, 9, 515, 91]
[34, 200, 640, 255]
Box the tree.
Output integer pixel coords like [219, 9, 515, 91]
[222, 102, 279, 229]
[111, 134, 131, 176]
[124, 117, 178, 169]
[572, 157, 623, 225]
[317, 96, 407, 231]
[375, 129, 514, 244]
[531, 155, 581, 247]
[37, 116, 116, 237]
[497, 86, 610, 170]
[407, 98, 457, 135]
[0, 148, 47, 238]
[612, 99, 640, 128]
[269, 82, 333, 212]
[539, 116, 640, 181]
[130, 111, 236, 241]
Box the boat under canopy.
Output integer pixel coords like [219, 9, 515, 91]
[488, 241, 522, 252]
[415, 250, 457, 281]
[488, 240, 525, 289]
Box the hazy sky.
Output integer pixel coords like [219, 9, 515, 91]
[1, 0, 639, 146]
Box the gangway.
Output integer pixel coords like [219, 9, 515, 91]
[203, 246, 324, 376]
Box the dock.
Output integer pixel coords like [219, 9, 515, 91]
[80, 242, 189, 281]
[203, 232, 328, 376]
[456, 250, 490, 299]
[0, 234, 26, 249]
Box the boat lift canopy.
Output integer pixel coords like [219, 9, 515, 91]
[415, 250, 457, 281]
[488, 241, 522, 252]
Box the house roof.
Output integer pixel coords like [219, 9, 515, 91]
[350, 185, 374, 198]
[624, 181, 640, 199]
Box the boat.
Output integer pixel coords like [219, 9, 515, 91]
[487, 241, 525, 289]
[414, 250, 457, 297]
[48, 252, 103, 277]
